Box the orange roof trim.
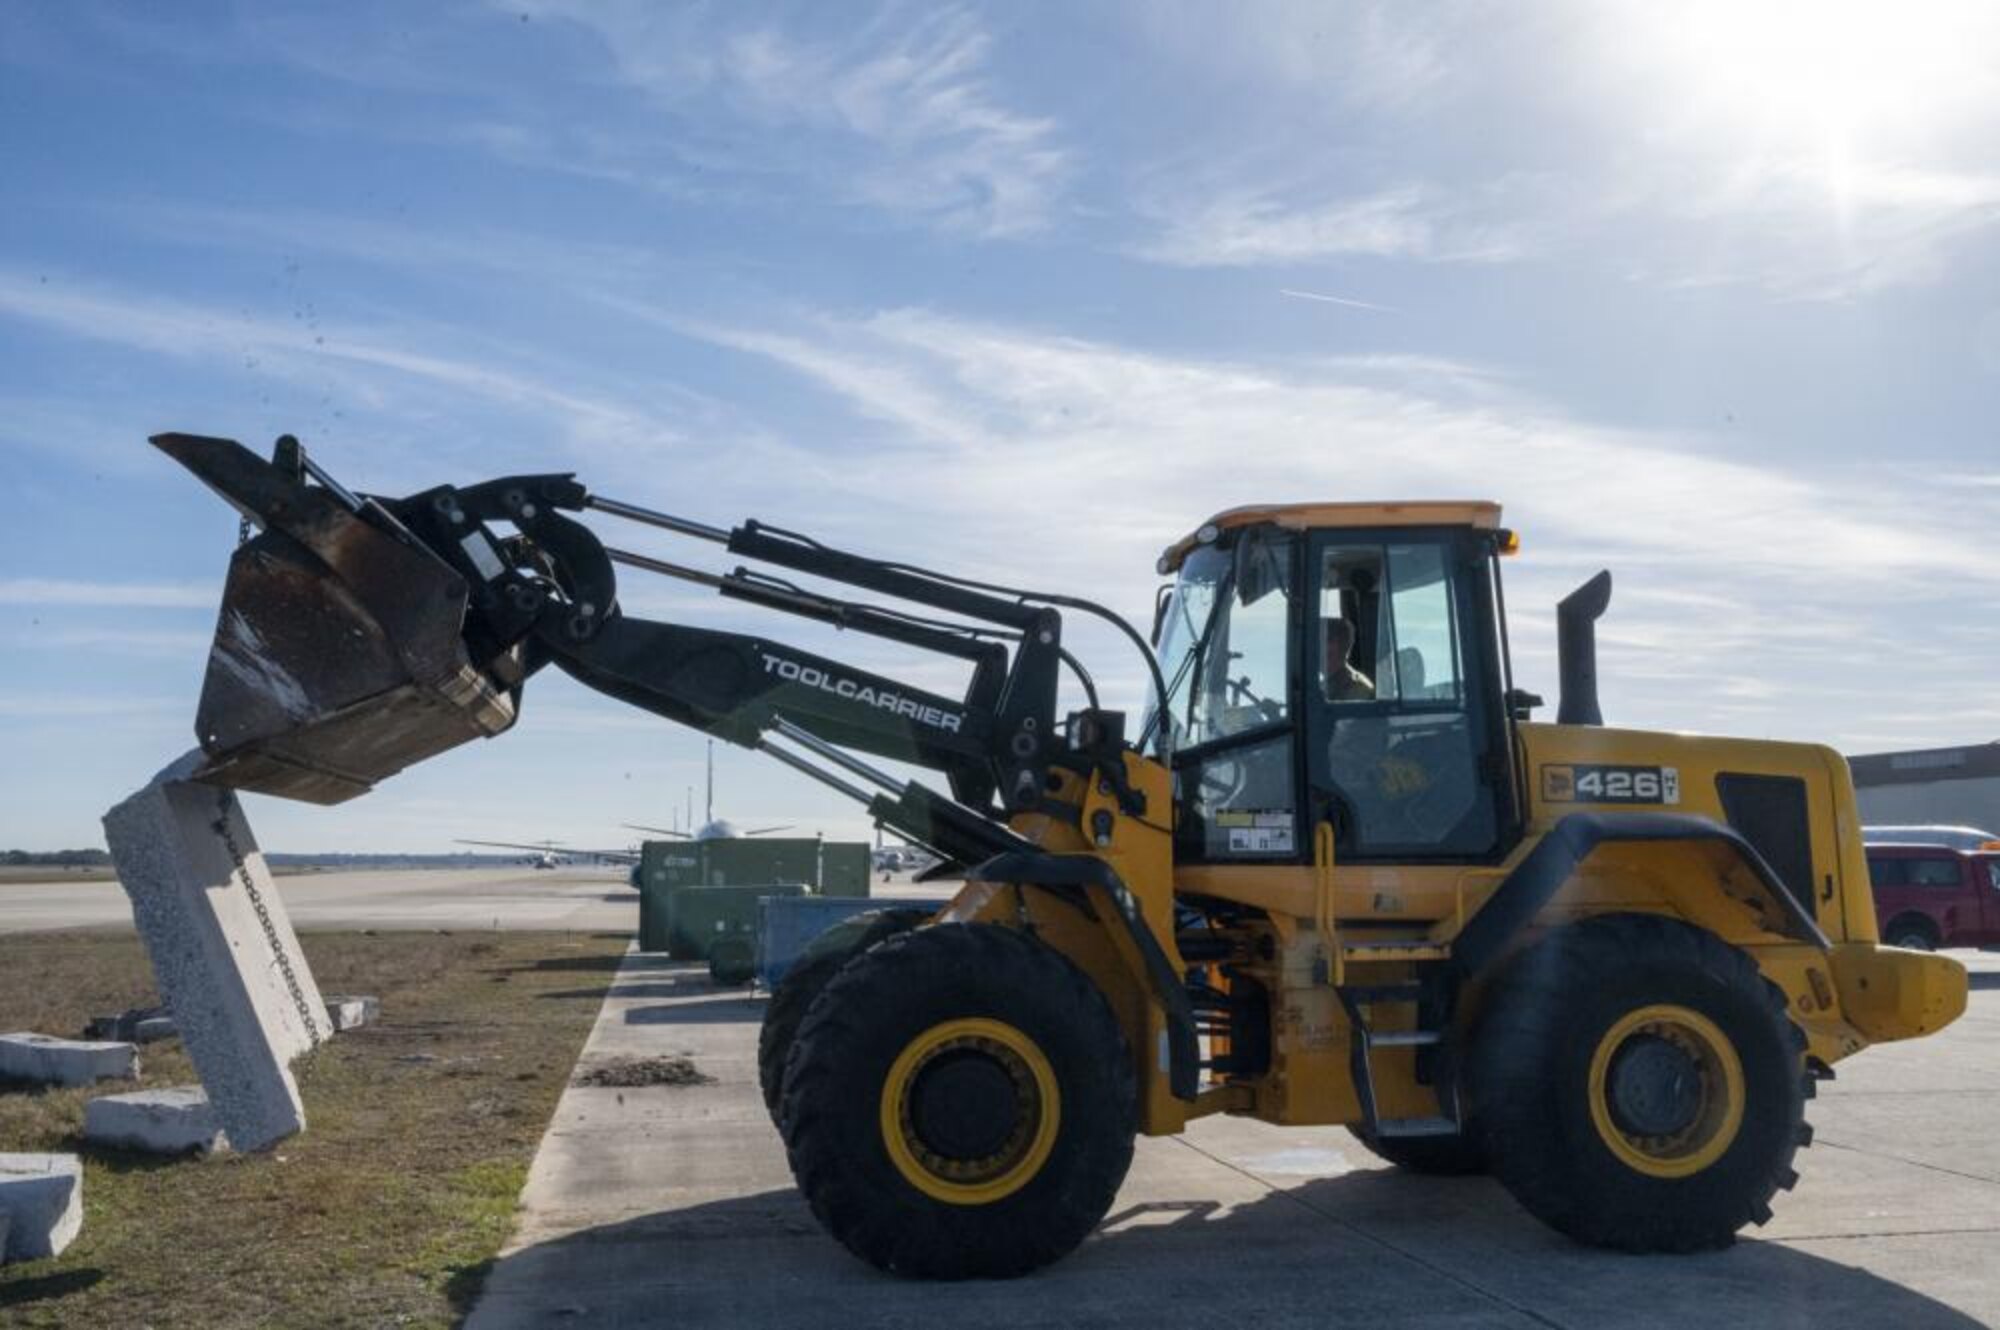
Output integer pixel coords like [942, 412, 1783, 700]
[1159, 500, 1503, 572]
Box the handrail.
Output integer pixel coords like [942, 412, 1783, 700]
[1315, 821, 1340, 986]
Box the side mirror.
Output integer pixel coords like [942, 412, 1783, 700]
[1151, 585, 1173, 647]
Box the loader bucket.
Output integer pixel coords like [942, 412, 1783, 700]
[154, 433, 519, 804]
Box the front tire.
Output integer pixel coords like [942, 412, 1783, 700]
[1470, 914, 1808, 1252]
[779, 923, 1136, 1279]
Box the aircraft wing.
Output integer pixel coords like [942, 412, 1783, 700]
[454, 838, 639, 864]
[622, 823, 692, 839]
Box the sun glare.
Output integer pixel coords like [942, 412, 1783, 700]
[1668, 0, 1993, 144]
[1610, 0, 2000, 224]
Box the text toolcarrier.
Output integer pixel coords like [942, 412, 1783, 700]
[759, 653, 965, 733]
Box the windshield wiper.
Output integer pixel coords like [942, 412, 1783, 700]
[1139, 583, 1227, 754]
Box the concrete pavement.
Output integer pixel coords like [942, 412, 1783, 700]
[0, 866, 637, 934]
[468, 947, 2000, 1328]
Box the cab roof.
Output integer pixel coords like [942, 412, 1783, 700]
[1159, 501, 1504, 573]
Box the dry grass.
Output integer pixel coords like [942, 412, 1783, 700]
[0, 929, 626, 1329]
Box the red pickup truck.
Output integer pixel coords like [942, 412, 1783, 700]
[1866, 843, 2000, 950]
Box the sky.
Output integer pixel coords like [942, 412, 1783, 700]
[2, 1, 1998, 853]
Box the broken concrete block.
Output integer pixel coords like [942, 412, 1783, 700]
[0, 1154, 82, 1262]
[86, 1008, 178, 1045]
[323, 995, 379, 1033]
[102, 751, 329, 1152]
[0, 1033, 138, 1087]
[83, 1086, 226, 1155]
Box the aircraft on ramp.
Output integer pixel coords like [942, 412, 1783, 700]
[454, 837, 641, 870]
[623, 741, 793, 845]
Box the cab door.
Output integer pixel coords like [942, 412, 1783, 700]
[1304, 529, 1513, 862]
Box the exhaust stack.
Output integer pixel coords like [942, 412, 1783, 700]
[1556, 570, 1612, 727]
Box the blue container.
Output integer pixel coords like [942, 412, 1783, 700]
[757, 894, 950, 988]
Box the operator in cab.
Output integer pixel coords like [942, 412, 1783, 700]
[1323, 617, 1375, 702]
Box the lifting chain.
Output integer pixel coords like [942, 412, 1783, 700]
[211, 786, 322, 1050]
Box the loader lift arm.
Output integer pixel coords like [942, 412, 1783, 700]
[152, 432, 1151, 872]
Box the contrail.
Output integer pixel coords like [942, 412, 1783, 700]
[1279, 288, 1396, 313]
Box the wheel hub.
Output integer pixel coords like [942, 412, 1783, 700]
[909, 1049, 1021, 1161]
[880, 1017, 1062, 1205]
[1585, 1003, 1748, 1179]
[1606, 1033, 1702, 1138]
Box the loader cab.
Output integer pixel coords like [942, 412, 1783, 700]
[1150, 504, 1523, 867]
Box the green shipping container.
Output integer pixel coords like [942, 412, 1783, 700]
[817, 843, 871, 897]
[666, 883, 804, 966]
[637, 837, 871, 954]
[637, 841, 710, 955]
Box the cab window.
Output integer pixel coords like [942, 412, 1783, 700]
[1310, 536, 1499, 860]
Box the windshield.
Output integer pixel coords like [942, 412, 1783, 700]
[1145, 530, 1295, 751]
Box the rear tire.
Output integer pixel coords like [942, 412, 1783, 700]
[757, 907, 929, 1123]
[1469, 914, 1808, 1252]
[779, 923, 1136, 1279]
[1346, 1122, 1485, 1175]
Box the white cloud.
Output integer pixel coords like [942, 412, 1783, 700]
[0, 692, 184, 718]
[0, 268, 718, 491]
[517, 2, 1070, 237]
[1118, 4, 2000, 294]
[0, 578, 216, 609]
[4, 626, 215, 657]
[1136, 184, 1523, 268]
[675, 303, 1999, 750]
[1129, 1, 1459, 114]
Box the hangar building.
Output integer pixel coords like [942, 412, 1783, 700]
[1847, 742, 2000, 833]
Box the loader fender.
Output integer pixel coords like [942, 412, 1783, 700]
[1826, 942, 1967, 1042]
[1451, 812, 1830, 980]
[960, 852, 1200, 1102]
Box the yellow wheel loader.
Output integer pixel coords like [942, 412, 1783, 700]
[156, 433, 1966, 1279]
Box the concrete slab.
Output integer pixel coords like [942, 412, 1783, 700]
[324, 995, 380, 1033]
[0, 1032, 138, 1087]
[0, 1154, 82, 1263]
[86, 1008, 180, 1045]
[468, 951, 2000, 1329]
[101, 751, 328, 1151]
[83, 1086, 227, 1155]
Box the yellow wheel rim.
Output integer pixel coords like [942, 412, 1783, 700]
[1586, 1004, 1745, 1179]
[879, 1017, 1060, 1206]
